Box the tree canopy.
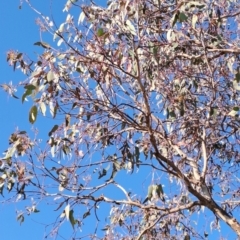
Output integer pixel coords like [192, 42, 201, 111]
[2, 0, 240, 239]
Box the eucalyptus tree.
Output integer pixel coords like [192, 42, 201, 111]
[2, 0, 240, 239]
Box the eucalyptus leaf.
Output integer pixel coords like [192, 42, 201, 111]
[179, 12, 188, 22]
[69, 210, 76, 229]
[65, 204, 70, 220]
[29, 105, 38, 124]
[34, 41, 50, 49]
[24, 84, 36, 90]
[97, 28, 105, 37]
[233, 80, 240, 90]
[48, 125, 59, 136]
[22, 89, 32, 103]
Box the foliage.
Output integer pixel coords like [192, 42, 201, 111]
[2, 0, 240, 239]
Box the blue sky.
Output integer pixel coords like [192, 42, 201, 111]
[0, 1, 239, 239]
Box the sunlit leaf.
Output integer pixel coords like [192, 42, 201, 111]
[57, 38, 64, 47]
[192, 15, 198, 28]
[40, 102, 46, 116]
[147, 185, 153, 199]
[97, 28, 105, 37]
[78, 11, 85, 25]
[233, 80, 240, 90]
[167, 29, 175, 42]
[49, 102, 58, 118]
[126, 20, 137, 35]
[47, 71, 55, 82]
[5, 141, 19, 159]
[126, 161, 133, 171]
[65, 204, 70, 221]
[60, 211, 65, 218]
[228, 107, 239, 117]
[143, 185, 154, 204]
[53, 32, 59, 41]
[59, 184, 64, 192]
[29, 105, 38, 124]
[58, 23, 65, 33]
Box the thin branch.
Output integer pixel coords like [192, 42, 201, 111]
[201, 128, 208, 180]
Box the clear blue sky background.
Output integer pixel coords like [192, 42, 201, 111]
[0, 1, 238, 239]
